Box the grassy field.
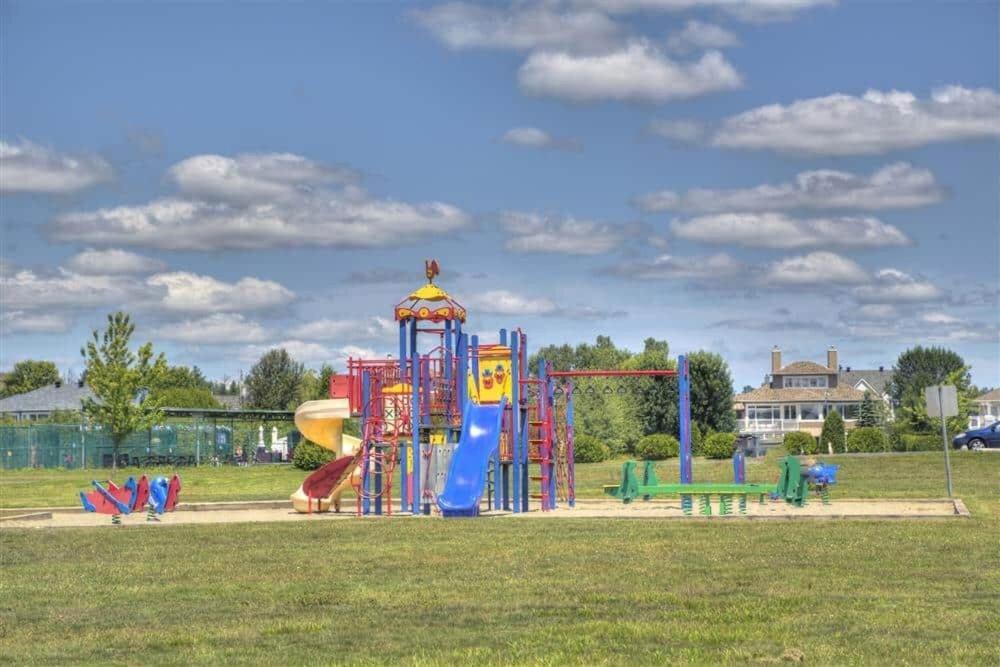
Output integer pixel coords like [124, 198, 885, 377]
[3, 450, 996, 509]
[2, 453, 999, 664]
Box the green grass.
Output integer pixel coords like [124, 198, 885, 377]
[1, 453, 999, 664]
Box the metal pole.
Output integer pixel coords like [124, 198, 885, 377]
[939, 385, 953, 498]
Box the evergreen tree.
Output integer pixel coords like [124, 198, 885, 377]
[820, 409, 846, 453]
[687, 350, 736, 433]
[245, 349, 305, 410]
[858, 391, 880, 427]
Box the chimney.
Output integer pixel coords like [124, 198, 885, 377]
[54, 380, 62, 388]
[771, 346, 782, 374]
[827, 346, 838, 371]
[879, 366, 884, 372]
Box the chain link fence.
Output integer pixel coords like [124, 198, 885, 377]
[0, 423, 236, 470]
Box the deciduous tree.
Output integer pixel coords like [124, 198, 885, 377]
[81, 312, 167, 470]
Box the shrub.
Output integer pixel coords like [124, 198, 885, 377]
[847, 427, 889, 453]
[700, 431, 737, 459]
[783, 431, 818, 455]
[574, 433, 610, 463]
[292, 440, 336, 471]
[899, 433, 943, 452]
[635, 434, 679, 460]
[690, 421, 704, 454]
[820, 410, 846, 453]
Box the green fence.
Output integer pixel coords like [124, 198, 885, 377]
[0, 423, 235, 470]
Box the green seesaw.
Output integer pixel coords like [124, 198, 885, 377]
[603, 457, 838, 515]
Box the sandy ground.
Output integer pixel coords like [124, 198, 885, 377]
[0, 497, 967, 528]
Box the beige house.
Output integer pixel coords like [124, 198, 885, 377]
[969, 389, 1000, 429]
[734, 346, 894, 443]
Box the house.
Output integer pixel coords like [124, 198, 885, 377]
[733, 346, 894, 443]
[0, 382, 96, 422]
[969, 389, 1000, 429]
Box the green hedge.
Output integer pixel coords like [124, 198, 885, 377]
[635, 434, 679, 460]
[574, 434, 610, 463]
[700, 432, 737, 459]
[820, 411, 846, 453]
[783, 431, 818, 455]
[292, 440, 336, 470]
[846, 427, 889, 453]
[892, 432, 943, 452]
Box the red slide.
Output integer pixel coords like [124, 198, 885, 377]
[302, 454, 358, 499]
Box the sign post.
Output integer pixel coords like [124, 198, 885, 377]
[925, 384, 958, 497]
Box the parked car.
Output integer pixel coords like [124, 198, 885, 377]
[952, 421, 1000, 450]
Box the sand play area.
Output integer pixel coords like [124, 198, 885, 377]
[0, 496, 970, 529]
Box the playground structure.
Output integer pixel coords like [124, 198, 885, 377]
[79, 474, 181, 524]
[604, 454, 839, 515]
[292, 261, 690, 517]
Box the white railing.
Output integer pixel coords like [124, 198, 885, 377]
[741, 418, 858, 434]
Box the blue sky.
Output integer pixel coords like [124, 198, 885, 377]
[2, 0, 998, 390]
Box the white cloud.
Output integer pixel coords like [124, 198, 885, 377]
[854, 268, 944, 304]
[501, 126, 581, 151]
[501, 211, 625, 255]
[762, 251, 868, 286]
[288, 317, 396, 342]
[636, 162, 946, 213]
[0, 311, 74, 335]
[0, 139, 113, 194]
[4, 268, 143, 312]
[464, 289, 622, 319]
[3, 265, 296, 329]
[159, 313, 270, 344]
[412, 3, 622, 52]
[582, 0, 835, 23]
[922, 312, 961, 325]
[466, 289, 560, 316]
[647, 119, 706, 144]
[167, 153, 356, 204]
[148, 272, 294, 314]
[667, 20, 739, 54]
[714, 86, 1000, 155]
[65, 248, 167, 275]
[606, 252, 744, 281]
[239, 341, 377, 365]
[670, 213, 910, 249]
[518, 41, 741, 103]
[51, 152, 469, 250]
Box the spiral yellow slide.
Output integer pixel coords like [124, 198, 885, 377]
[290, 399, 362, 513]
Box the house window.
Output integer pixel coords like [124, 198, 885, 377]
[826, 403, 860, 419]
[799, 403, 823, 420]
[748, 405, 779, 422]
[783, 376, 828, 388]
[783, 405, 797, 420]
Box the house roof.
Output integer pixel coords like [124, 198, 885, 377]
[212, 394, 243, 410]
[839, 369, 894, 396]
[976, 388, 1000, 402]
[775, 361, 833, 375]
[734, 385, 867, 404]
[0, 383, 95, 413]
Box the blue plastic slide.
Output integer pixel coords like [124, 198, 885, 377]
[436, 397, 507, 517]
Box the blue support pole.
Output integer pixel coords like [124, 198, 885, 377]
[567, 379, 575, 508]
[361, 371, 372, 516]
[679, 354, 692, 484]
[510, 332, 520, 514]
[546, 363, 556, 510]
[410, 319, 421, 514]
[398, 320, 408, 513]
[470, 335, 480, 397]
[520, 331, 529, 512]
[733, 448, 746, 484]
